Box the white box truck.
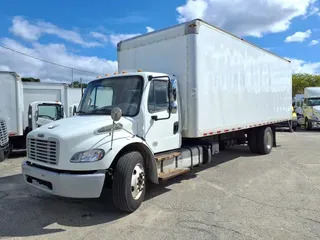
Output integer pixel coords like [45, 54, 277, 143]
[0, 71, 82, 161]
[22, 19, 292, 212]
[302, 87, 320, 130]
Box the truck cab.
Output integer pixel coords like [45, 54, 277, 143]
[22, 71, 179, 210]
[302, 87, 320, 130]
[28, 101, 64, 130]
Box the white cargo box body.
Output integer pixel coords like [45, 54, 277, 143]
[304, 87, 320, 98]
[67, 88, 82, 106]
[22, 83, 82, 127]
[0, 72, 24, 135]
[118, 19, 292, 138]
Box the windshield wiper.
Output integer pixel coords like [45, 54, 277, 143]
[76, 110, 89, 115]
[90, 107, 112, 114]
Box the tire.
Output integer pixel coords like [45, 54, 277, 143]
[112, 151, 146, 213]
[0, 150, 5, 163]
[305, 118, 312, 131]
[292, 125, 297, 131]
[257, 126, 273, 155]
[247, 130, 259, 153]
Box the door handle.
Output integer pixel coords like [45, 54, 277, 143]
[173, 122, 179, 134]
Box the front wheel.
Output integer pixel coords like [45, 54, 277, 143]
[305, 118, 312, 131]
[0, 150, 5, 163]
[112, 151, 146, 213]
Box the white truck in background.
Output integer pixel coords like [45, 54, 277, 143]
[302, 87, 320, 130]
[22, 19, 292, 212]
[0, 71, 82, 161]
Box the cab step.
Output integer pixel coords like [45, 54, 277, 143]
[155, 151, 181, 162]
[158, 168, 190, 181]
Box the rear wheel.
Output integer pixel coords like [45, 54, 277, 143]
[247, 130, 259, 153]
[112, 151, 146, 213]
[257, 126, 273, 155]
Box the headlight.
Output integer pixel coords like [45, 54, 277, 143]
[70, 149, 105, 163]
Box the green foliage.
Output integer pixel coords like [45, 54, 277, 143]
[21, 77, 87, 88]
[68, 81, 88, 88]
[21, 77, 40, 82]
[292, 73, 320, 96]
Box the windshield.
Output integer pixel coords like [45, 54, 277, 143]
[78, 76, 144, 117]
[308, 98, 320, 106]
[38, 104, 63, 120]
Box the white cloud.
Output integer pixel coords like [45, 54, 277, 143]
[90, 32, 108, 42]
[109, 34, 140, 47]
[1, 16, 159, 83]
[146, 26, 155, 33]
[287, 57, 320, 74]
[303, 6, 320, 18]
[109, 26, 155, 47]
[10, 16, 102, 48]
[176, 0, 315, 37]
[0, 38, 118, 83]
[308, 39, 319, 46]
[285, 29, 312, 42]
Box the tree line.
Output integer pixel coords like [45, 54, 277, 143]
[21, 74, 320, 95]
[292, 73, 320, 96]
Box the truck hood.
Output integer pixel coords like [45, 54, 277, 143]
[29, 115, 136, 141]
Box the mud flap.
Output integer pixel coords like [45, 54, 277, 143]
[272, 126, 277, 147]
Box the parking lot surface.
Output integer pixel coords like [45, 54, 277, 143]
[1, 131, 320, 240]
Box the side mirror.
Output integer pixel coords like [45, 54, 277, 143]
[170, 101, 178, 113]
[60, 106, 64, 119]
[169, 78, 178, 113]
[111, 107, 122, 122]
[34, 110, 39, 121]
[73, 106, 77, 115]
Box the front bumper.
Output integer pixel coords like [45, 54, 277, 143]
[22, 161, 106, 198]
[309, 119, 320, 128]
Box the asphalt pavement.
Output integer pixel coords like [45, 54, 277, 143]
[1, 130, 320, 240]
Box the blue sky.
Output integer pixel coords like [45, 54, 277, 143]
[0, 0, 319, 83]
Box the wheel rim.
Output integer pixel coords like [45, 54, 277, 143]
[266, 131, 272, 149]
[131, 163, 145, 200]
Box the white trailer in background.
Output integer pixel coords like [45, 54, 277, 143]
[0, 71, 24, 161]
[23, 82, 82, 119]
[22, 19, 292, 212]
[0, 71, 82, 161]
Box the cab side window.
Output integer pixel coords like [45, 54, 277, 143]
[148, 80, 169, 113]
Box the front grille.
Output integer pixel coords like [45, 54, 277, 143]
[0, 119, 9, 146]
[28, 138, 58, 165]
